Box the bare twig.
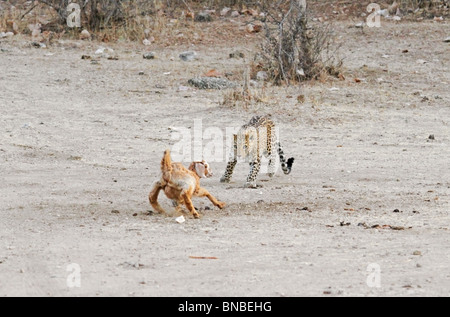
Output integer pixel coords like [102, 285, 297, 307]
[20, 3, 39, 21]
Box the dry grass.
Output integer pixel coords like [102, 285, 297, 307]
[221, 67, 270, 109]
[254, 0, 343, 85]
[2, 0, 448, 43]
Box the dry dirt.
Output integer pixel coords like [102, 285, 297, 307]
[1, 20, 449, 297]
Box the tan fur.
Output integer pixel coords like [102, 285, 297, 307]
[149, 150, 225, 218]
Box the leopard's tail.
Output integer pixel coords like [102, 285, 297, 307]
[277, 142, 294, 175]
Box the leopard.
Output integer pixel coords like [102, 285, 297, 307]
[220, 115, 294, 188]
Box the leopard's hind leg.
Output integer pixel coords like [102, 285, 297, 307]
[267, 141, 277, 177]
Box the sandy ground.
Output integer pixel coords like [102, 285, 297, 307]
[1, 20, 449, 297]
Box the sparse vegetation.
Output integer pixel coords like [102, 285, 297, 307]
[221, 67, 269, 109]
[253, 0, 343, 85]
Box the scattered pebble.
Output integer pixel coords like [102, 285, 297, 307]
[230, 11, 240, 18]
[195, 11, 213, 22]
[179, 51, 197, 61]
[256, 71, 268, 81]
[0, 31, 14, 39]
[143, 52, 155, 60]
[175, 215, 185, 224]
[80, 29, 91, 40]
[229, 50, 245, 59]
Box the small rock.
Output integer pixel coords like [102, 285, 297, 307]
[428, 134, 435, 140]
[416, 59, 427, 64]
[297, 68, 306, 77]
[0, 31, 14, 38]
[111, 210, 120, 214]
[175, 215, 185, 224]
[393, 209, 400, 213]
[95, 47, 117, 59]
[413, 250, 422, 256]
[80, 29, 91, 40]
[31, 42, 45, 48]
[256, 71, 268, 81]
[204, 69, 222, 78]
[393, 15, 401, 21]
[229, 50, 245, 59]
[143, 52, 155, 59]
[246, 23, 262, 33]
[377, 9, 389, 17]
[179, 51, 197, 61]
[230, 11, 240, 18]
[444, 37, 450, 43]
[138, 71, 144, 75]
[195, 11, 213, 22]
[220, 7, 231, 16]
[178, 85, 190, 91]
[142, 39, 151, 46]
[249, 79, 259, 87]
